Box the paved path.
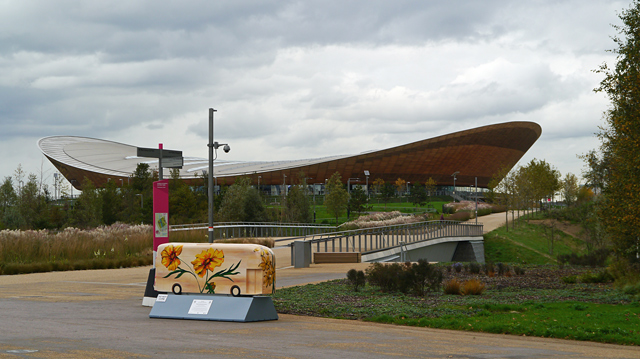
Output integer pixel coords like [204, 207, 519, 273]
[1, 263, 639, 358]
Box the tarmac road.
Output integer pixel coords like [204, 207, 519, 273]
[1, 264, 639, 358]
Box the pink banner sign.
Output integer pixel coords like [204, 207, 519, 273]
[153, 180, 170, 262]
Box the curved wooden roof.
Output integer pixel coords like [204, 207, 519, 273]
[39, 121, 541, 190]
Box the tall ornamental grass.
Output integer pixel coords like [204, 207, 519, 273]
[340, 211, 427, 229]
[0, 223, 152, 274]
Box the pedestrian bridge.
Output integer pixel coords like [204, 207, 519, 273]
[170, 220, 484, 264]
[289, 220, 485, 265]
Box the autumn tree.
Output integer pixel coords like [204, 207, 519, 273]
[424, 177, 437, 203]
[394, 178, 406, 196]
[372, 178, 384, 195]
[591, 0, 640, 271]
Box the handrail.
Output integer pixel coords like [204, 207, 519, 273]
[293, 220, 483, 255]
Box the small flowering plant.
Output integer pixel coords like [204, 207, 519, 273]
[161, 244, 241, 294]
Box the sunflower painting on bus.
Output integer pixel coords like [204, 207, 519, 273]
[155, 243, 275, 296]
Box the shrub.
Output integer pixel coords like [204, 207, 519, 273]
[365, 260, 442, 296]
[491, 205, 507, 213]
[557, 249, 610, 268]
[346, 269, 366, 292]
[468, 262, 481, 274]
[562, 275, 577, 284]
[366, 263, 403, 293]
[484, 262, 495, 275]
[411, 259, 443, 295]
[496, 262, 510, 276]
[462, 279, 486, 295]
[476, 208, 492, 217]
[443, 278, 462, 295]
[447, 211, 472, 222]
[579, 270, 614, 284]
[453, 262, 463, 273]
[622, 282, 640, 296]
[513, 266, 525, 276]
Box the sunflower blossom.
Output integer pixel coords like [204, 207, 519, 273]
[258, 250, 275, 287]
[192, 248, 224, 277]
[161, 245, 183, 270]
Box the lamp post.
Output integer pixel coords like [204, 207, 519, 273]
[208, 108, 231, 244]
[53, 173, 58, 201]
[451, 171, 459, 202]
[475, 177, 478, 224]
[282, 174, 287, 196]
[364, 170, 370, 198]
[136, 193, 143, 208]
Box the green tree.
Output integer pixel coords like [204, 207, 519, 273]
[101, 179, 121, 225]
[19, 174, 47, 229]
[70, 178, 102, 228]
[0, 176, 16, 217]
[409, 182, 428, 207]
[218, 177, 267, 222]
[379, 183, 395, 210]
[285, 184, 312, 223]
[591, 0, 640, 271]
[348, 185, 368, 214]
[325, 172, 349, 224]
[520, 159, 561, 210]
[561, 173, 580, 207]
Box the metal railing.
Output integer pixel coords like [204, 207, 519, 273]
[169, 222, 336, 239]
[297, 220, 483, 254]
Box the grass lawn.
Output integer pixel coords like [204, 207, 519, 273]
[272, 216, 639, 346]
[272, 266, 640, 346]
[484, 219, 587, 265]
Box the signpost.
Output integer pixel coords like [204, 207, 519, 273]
[137, 145, 183, 180]
[140, 144, 182, 307]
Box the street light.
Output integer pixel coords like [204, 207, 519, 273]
[475, 177, 478, 224]
[135, 193, 143, 208]
[208, 108, 231, 244]
[282, 174, 287, 196]
[451, 171, 459, 202]
[364, 170, 370, 198]
[53, 173, 58, 201]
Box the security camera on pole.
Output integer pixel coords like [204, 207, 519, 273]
[208, 108, 230, 244]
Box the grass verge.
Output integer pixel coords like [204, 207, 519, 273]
[272, 269, 640, 346]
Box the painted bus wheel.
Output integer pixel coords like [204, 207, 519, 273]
[172, 283, 182, 295]
[230, 285, 241, 297]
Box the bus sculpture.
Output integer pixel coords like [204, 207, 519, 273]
[155, 242, 275, 297]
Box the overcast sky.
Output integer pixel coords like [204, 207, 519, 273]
[0, 0, 627, 189]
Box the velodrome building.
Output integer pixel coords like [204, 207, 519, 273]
[38, 121, 541, 193]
